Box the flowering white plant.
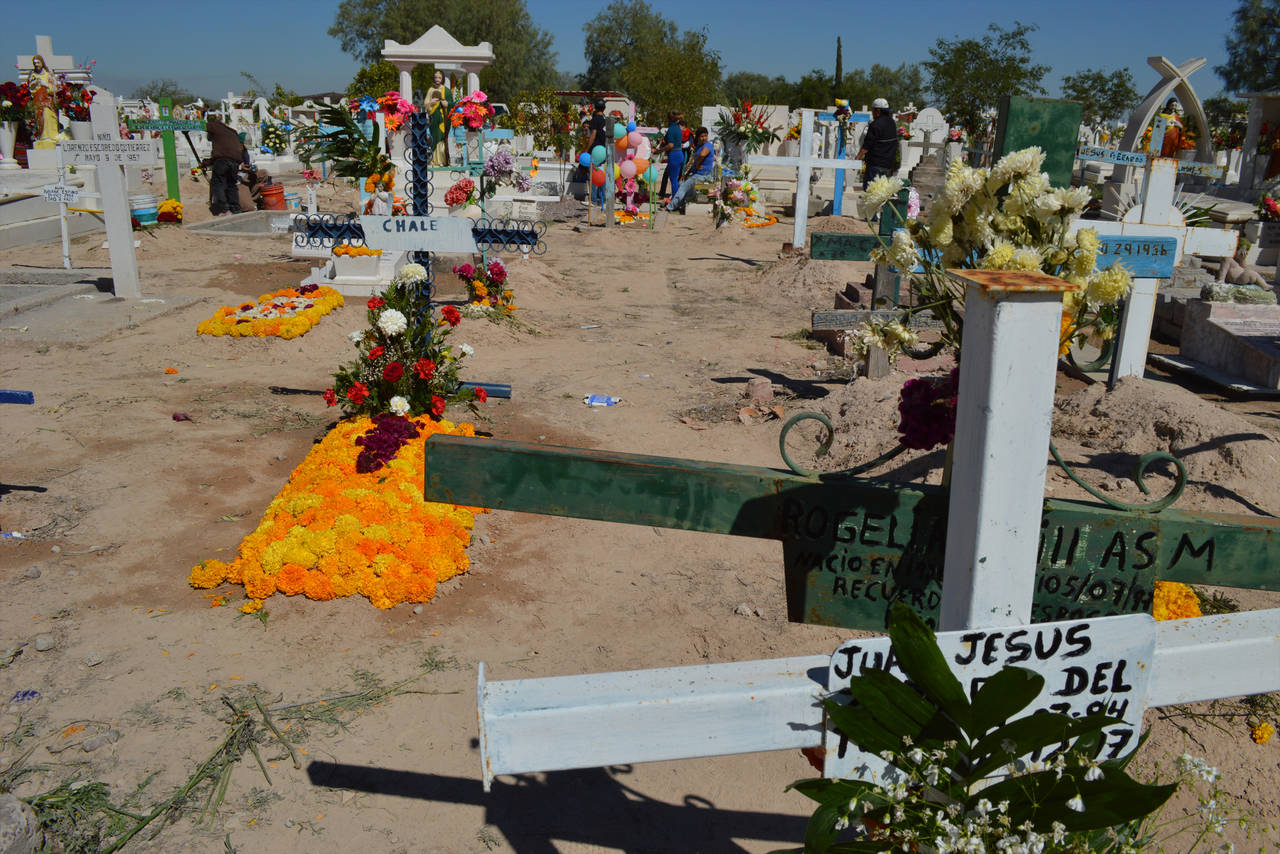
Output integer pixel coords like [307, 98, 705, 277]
[377, 308, 408, 336]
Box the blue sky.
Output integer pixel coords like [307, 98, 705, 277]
[3, 0, 1237, 102]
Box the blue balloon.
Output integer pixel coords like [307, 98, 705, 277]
[578, 152, 591, 168]
[626, 120, 637, 132]
[591, 145, 606, 166]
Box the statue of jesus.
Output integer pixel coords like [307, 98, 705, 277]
[27, 54, 60, 149]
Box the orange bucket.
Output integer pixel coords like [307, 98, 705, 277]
[261, 184, 286, 210]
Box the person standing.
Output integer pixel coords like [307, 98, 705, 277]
[656, 110, 685, 201]
[585, 98, 609, 209]
[856, 97, 898, 189]
[665, 126, 714, 212]
[205, 117, 246, 216]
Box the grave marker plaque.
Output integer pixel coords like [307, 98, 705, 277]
[994, 96, 1082, 187]
[809, 232, 878, 261]
[1096, 236, 1177, 278]
[824, 614, 1154, 779]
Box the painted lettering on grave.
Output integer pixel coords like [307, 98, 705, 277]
[809, 232, 879, 262]
[40, 184, 80, 204]
[1095, 236, 1177, 278]
[425, 436, 1280, 632]
[823, 614, 1154, 780]
[60, 140, 158, 167]
[127, 119, 207, 133]
[1076, 146, 1149, 167]
[358, 215, 478, 254]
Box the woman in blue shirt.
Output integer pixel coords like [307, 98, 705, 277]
[657, 110, 685, 201]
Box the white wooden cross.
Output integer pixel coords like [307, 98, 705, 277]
[17, 35, 88, 84]
[1070, 156, 1237, 381]
[474, 266, 1280, 791]
[748, 110, 863, 250]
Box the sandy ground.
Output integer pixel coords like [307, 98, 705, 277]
[1, 172, 1278, 853]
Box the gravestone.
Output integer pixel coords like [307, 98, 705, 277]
[994, 96, 1083, 188]
[899, 107, 948, 179]
[1180, 301, 1280, 388]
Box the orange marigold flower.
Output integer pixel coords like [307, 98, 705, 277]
[1152, 581, 1202, 621]
[276, 563, 308, 596]
[189, 559, 228, 588]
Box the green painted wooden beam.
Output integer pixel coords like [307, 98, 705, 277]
[426, 436, 1280, 630]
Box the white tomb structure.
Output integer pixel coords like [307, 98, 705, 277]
[382, 26, 494, 100]
[1114, 56, 1215, 175]
[899, 107, 948, 178]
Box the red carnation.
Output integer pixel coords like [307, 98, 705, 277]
[474, 387, 488, 403]
[414, 358, 436, 379]
[430, 394, 446, 416]
[383, 361, 404, 382]
[323, 388, 337, 407]
[347, 382, 370, 404]
[441, 305, 461, 327]
[367, 296, 385, 310]
[368, 345, 384, 360]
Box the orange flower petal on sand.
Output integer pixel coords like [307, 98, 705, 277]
[1152, 580, 1202, 621]
[190, 417, 486, 610]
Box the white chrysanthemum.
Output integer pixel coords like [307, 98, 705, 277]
[377, 308, 408, 336]
[990, 146, 1046, 185]
[395, 262, 428, 284]
[1009, 246, 1044, 271]
[458, 342, 475, 357]
[980, 238, 1017, 269]
[861, 175, 904, 218]
[942, 162, 986, 215]
[389, 395, 410, 416]
[1069, 227, 1100, 278]
[348, 330, 364, 343]
[871, 228, 920, 272]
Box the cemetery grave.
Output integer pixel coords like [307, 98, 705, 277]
[3, 33, 1280, 854]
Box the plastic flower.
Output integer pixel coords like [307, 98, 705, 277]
[378, 309, 408, 336]
[389, 396, 410, 416]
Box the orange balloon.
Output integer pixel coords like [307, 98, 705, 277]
[615, 135, 628, 150]
[633, 157, 649, 173]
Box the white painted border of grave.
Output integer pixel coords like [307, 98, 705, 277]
[477, 609, 1280, 789]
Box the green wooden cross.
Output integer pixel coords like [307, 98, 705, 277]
[127, 97, 207, 204]
[425, 436, 1280, 630]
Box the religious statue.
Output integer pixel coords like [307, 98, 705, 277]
[425, 70, 454, 167]
[27, 54, 60, 149]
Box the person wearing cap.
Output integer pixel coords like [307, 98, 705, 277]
[856, 97, 898, 189]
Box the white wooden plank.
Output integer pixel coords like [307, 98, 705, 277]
[940, 283, 1066, 629]
[1111, 277, 1158, 382]
[792, 112, 814, 249]
[477, 610, 1280, 786]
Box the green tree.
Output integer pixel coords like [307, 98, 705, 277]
[1216, 0, 1280, 92]
[923, 22, 1049, 132]
[580, 0, 721, 120]
[722, 71, 791, 104]
[834, 37, 843, 90]
[345, 61, 440, 100]
[130, 78, 196, 103]
[1060, 67, 1139, 124]
[843, 63, 927, 113]
[328, 0, 558, 103]
[1203, 94, 1248, 128]
[788, 69, 835, 108]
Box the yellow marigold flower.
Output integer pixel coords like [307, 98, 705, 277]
[1152, 581, 1202, 621]
[189, 559, 228, 589]
[1059, 313, 1076, 357]
[240, 599, 263, 614]
[1251, 721, 1274, 745]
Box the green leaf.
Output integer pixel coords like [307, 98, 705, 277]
[969, 666, 1044, 736]
[824, 699, 902, 758]
[803, 800, 846, 853]
[786, 778, 879, 806]
[849, 668, 933, 729]
[984, 767, 1177, 832]
[885, 603, 971, 734]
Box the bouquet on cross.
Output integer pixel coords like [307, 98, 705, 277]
[714, 99, 779, 155]
[444, 176, 480, 209]
[326, 263, 486, 421]
[378, 90, 417, 132]
[56, 82, 92, 121]
[451, 90, 493, 130]
[260, 120, 289, 153]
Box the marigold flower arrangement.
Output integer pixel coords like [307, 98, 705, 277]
[156, 198, 183, 223]
[332, 243, 381, 257]
[188, 414, 487, 610]
[713, 99, 779, 155]
[326, 263, 487, 419]
[197, 284, 344, 339]
[452, 259, 516, 316]
[860, 148, 1136, 451]
[451, 90, 493, 130]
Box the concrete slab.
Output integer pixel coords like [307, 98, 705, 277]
[1149, 352, 1280, 397]
[1180, 300, 1280, 388]
[0, 289, 204, 344]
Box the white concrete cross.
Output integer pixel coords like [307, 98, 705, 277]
[83, 94, 147, 299]
[900, 107, 948, 177]
[475, 265, 1280, 789]
[747, 110, 863, 249]
[1071, 157, 1238, 381]
[17, 35, 86, 83]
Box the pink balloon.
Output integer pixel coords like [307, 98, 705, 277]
[627, 131, 644, 148]
[619, 160, 637, 179]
